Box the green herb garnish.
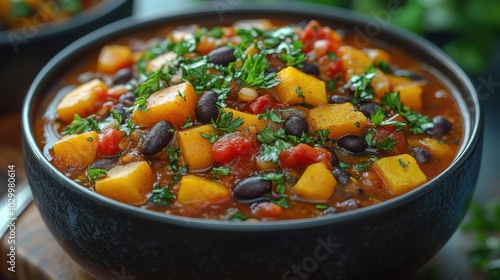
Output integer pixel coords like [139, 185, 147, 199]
[382, 91, 434, 134]
[62, 115, 99, 135]
[258, 110, 283, 123]
[150, 183, 175, 205]
[349, 66, 376, 105]
[213, 111, 244, 133]
[213, 166, 231, 180]
[87, 166, 107, 181]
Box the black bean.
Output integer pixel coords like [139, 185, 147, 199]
[359, 102, 386, 118]
[208, 46, 236, 66]
[284, 116, 309, 137]
[329, 150, 340, 167]
[118, 92, 136, 107]
[113, 68, 134, 85]
[328, 95, 350, 104]
[141, 121, 174, 156]
[111, 103, 129, 124]
[299, 62, 320, 76]
[89, 156, 119, 170]
[233, 176, 272, 202]
[412, 147, 432, 163]
[333, 168, 351, 185]
[426, 115, 452, 138]
[337, 135, 366, 154]
[392, 69, 426, 82]
[196, 91, 219, 124]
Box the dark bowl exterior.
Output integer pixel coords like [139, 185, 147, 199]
[22, 5, 482, 280]
[0, 0, 133, 114]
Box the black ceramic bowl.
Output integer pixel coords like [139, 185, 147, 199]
[0, 0, 133, 114]
[22, 4, 482, 280]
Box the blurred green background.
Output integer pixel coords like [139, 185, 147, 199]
[302, 0, 500, 74]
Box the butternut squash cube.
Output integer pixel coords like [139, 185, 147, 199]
[362, 48, 392, 64]
[372, 154, 428, 196]
[132, 82, 199, 128]
[415, 138, 454, 160]
[338, 46, 373, 81]
[371, 69, 390, 98]
[222, 108, 268, 134]
[394, 83, 423, 111]
[307, 103, 367, 139]
[146, 51, 176, 72]
[177, 175, 230, 204]
[56, 79, 108, 123]
[274, 66, 327, 106]
[95, 161, 155, 204]
[178, 125, 219, 170]
[293, 162, 337, 201]
[53, 131, 98, 169]
[96, 45, 134, 75]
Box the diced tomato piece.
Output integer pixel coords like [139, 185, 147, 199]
[300, 20, 341, 53]
[328, 59, 343, 78]
[248, 94, 283, 114]
[279, 143, 332, 169]
[97, 128, 123, 156]
[252, 202, 283, 219]
[312, 39, 341, 58]
[210, 133, 259, 164]
[372, 124, 409, 156]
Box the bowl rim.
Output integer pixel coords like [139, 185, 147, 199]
[22, 3, 482, 231]
[0, 0, 131, 46]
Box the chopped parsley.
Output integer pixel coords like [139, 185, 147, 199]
[326, 76, 340, 92]
[260, 172, 286, 195]
[119, 118, 135, 136]
[200, 132, 219, 144]
[347, 66, 376, 104]
[212, 166, 231, 180]
[265, 40, 307, 67]
[371, 106, 406, 130]
[165, 147, 188, 178]
[110, 110, 122, 125]
[150, 183, 175, 205]
[271, 196, 291, 208]
[258, 110, 283, 123]
[315, 129, 331, 146]
[398, 159, 409, 167]
[365, 130, 397, 152]
[259, 140, 292, 164]
[295, 87, 306, 102]
[136, 39, 174, 74]
[316, 204, 329, 210]
[354, 162, 372, 172]
[87, 166, 107, 181]
[339, 162, 350, 170]
[374, 60, 393, 74]
[382, 92, 434, 134]
[232, 52, 279, 89]
[62, 115, 99, 135]
[180, 116, 194, 129]
[213, 111, 244, 133]
[327, 51, 337, 60]
[177, 90, 186, 101]
[228, 209, 248, 221]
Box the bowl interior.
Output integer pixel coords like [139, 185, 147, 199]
[22, 4, 481, 230]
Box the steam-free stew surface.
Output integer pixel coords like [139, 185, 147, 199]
[36, 19, 462, 221]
